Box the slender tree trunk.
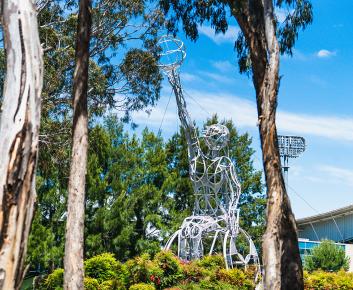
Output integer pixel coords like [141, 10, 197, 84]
[63, 0, 91, 288]
[231, 0, 303, 288]
[0, 0, 43, 288]
[258, 1, 303, 289]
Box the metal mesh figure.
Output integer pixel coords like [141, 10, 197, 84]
[158, 36, 261, 281]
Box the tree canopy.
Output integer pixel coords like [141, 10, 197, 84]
[27, 115, 265, 272]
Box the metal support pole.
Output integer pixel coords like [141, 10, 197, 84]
[283, 155, 289, 189]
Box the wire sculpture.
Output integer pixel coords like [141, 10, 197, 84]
[158, 35, 261, 284]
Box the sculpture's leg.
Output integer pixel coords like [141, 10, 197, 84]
[223, 230, 230, 269]
[165, 230, 180, 251]
[209, 230, 220, 255]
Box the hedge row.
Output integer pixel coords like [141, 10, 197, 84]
[38, 251, 353, 290]
[40, 252, 256, 290]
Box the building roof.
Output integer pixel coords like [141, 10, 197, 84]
[297, 204, 353, 226]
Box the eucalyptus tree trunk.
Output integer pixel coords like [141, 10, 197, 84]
[63, 0, 91, 289]
[0, 0, 43, 288]
[231, 0, 303, 289]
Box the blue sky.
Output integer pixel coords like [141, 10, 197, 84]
[131, 0, 353, 219]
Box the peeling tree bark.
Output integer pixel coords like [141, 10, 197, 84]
[230, 0, 303, 289]
[0, 0, 43, 289]
[63, 0, 91, 289]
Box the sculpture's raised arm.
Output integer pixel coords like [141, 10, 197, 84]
[169, 71, 200, 161]
[158, 35, 200, 161]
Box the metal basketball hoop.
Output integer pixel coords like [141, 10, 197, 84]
[157, 35, 186, 76]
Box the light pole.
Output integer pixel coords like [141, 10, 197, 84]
[277, 135, 306, 189]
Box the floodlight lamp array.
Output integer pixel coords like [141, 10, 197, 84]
[278, 135, 306, 158]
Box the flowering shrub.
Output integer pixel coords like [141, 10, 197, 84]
[153, 251, 184, 288]
[39, 251, 353, 290]
[125, 253, 163, 287]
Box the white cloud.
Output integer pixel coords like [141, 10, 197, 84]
[181, 72, 201, 82]
[198, 71, 234, 84]
[319, 165, 353, 187]
[276, 112, 353, 141]
[316, 49, 336, 58]
[211, 60, 235, 73]
[132, 89, 353, 142]
[198, 25, 240, 44]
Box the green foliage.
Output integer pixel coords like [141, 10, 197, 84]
[160, 0, 313, 74]
[196, 253, 225, 270]
[304, 270, 353, 290]
[217, 268, 254, 289]
[304, 240, 350, 272]
[129, 283, 156, 290]
[84, 253, 126, 284]
[125, 253, 162, 286]
[153, 251, 184, 288]
[29, 115, 264, 272]
[84, 277, 100, 290]
[26, 0, 164, 272]
[40, 251, 353, 290]
[45, 268, 64, 290]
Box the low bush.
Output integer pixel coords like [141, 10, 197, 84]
[45, 268, 64, 290]
[84, 277, 99, 290]
[153, 251, 184, 288]
[38, 251, 353, 290]
[304, 269, 353, 290]
[84, 253, 126, 284]
[100, 279, 127, 290]
[196, 254, 225, 270]
[180, 260, 212, 283]
[129, 282, 156, 290]
[125, 253, 163, 287]
[217, 268, 254, 290]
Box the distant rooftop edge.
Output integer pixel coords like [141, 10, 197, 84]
[297, 204, 353, 226]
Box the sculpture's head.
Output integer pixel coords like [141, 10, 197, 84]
[203, 124, 229, 151]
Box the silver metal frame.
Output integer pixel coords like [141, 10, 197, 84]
[158, 35, 261, 284]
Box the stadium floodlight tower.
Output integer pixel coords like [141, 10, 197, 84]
[277, 135, 306, 188]
[158, 35, 261, 287]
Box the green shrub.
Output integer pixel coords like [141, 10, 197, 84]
[45, 268, 64, 290]
[153, 251, 184, 288]
[84, 277, 99, 290]
[172, 281, 236, 290]
[100, 279, 127, 290]
[85, 253, 126, 284]
[125, 253, 162, 286]
[304, 270, 353, 289]
[304, 240, 350, 272]
[196, 255, 225, 270]
[129, 282, 156, 290]
[181, 260, 212, 283]
[217, 268, 254, 290]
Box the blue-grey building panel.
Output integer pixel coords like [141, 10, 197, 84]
[298, 212, 353, 243]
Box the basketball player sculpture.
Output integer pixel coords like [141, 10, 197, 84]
[158, 35, 261, 283]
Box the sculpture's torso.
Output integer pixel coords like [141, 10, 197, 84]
[190, 149, 240, 218]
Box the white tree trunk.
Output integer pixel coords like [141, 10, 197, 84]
[63, 0, 91, 289]
[0, 0, 43, 289]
